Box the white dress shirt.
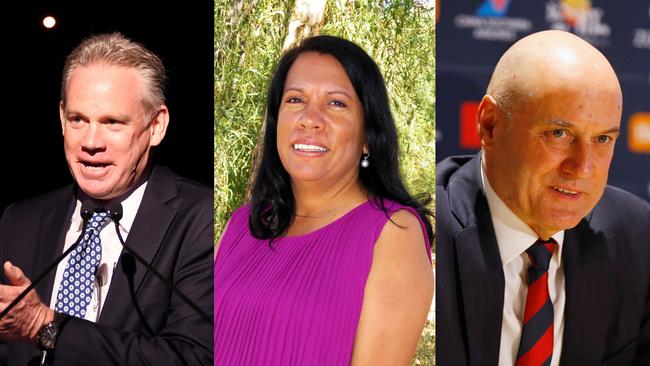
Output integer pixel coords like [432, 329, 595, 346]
[49, 182, 147, 322]
[480, 162, 565, 366]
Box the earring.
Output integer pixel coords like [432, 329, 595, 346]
[360, 153, 370, 168]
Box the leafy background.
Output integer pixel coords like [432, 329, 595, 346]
[215, 1, 435, 364]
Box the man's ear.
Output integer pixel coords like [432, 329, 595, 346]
[59, 101, 66, 136]
[149, 105, 169, 147]
[477, 95, 500, 150]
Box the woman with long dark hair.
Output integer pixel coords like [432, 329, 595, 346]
[215, 35, 433, 365]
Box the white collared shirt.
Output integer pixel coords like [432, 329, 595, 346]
[480, 162, 565, 366]
[49, 182, 147, 322]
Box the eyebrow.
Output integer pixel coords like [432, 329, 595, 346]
[546, 118, 621, 135]
[283, 86, 354, 99]
[546, 118, 572, 128]
[65, 110, 132, 122]
[64, 110, 87, 120]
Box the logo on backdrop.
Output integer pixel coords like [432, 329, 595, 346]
[545, 0, 611, 46]
[459, 101, 481, 149]
[632, 5, 650, 49]
[454, 0, 532, 42]
[476, 0, 510, 16]
[628, 112, 650, 154]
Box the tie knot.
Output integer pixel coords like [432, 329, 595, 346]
[87, 211, 111, 233]
[526, 239, 556, 271]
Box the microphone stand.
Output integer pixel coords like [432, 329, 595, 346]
[0, 200, 96, 321]
[106, 202, 213, 325]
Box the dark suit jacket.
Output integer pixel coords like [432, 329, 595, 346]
[436, 154, 650, 366]
[0, 165, 213, 365]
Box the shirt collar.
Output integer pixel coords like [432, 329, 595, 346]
[480, 156, 564, 266]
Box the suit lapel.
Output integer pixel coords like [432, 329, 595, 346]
[451, 154, 505, 365]
[33, 187, 76, 304]
[559, 220, 615, 365]
[16, 187, 75, 366]
[455, 222, 504, 365]
[447, 154, 616, 365]
[98, 166, 178, 326]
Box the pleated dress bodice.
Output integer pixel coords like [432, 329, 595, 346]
[214, 199, 430, 365]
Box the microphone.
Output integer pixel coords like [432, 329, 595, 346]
[96, 263, 109, 288]
[80, 200, 95, 221]
[105, 201, 213, 325]
[94, 263, 108, 315]
[0, 200, 96, 320]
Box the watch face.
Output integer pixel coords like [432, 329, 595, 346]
[39, 323, 58, 350]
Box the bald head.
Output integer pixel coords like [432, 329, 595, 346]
[478, 30, 623, 240]
[487, 30, 622, 116]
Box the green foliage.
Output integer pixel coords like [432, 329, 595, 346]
[215, 0, 293, 239]
[215, 1, 435, 363]
[215, 0, 435, 237]
[413, 316, 435, 365]
[319, 1, 436, 204]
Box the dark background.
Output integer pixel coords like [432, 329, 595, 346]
[437, 0, 650, 202]
[2, 1, 214, 214]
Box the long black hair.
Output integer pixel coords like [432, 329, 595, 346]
[249, 35, 432, 241]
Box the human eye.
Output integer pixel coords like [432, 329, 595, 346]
[67, 115, 85, 126]
[285, 96, 303, 104]
[549, 129, 568, 139]
[595, 135, 613, 144]
[543, 128, 574, 147]
[101, 118, 128, 130]
[329, 100, 347, 108]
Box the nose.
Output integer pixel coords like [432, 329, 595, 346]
[297, 104, 325, 131]
[560, 140, 594, 178]
[81, 122, 106, 153]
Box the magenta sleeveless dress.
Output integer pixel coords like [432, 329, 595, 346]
[214, 199, 430, 365]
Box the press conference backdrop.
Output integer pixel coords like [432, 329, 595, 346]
[436, 0, 650, 202]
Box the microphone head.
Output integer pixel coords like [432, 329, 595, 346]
[80, 200, 95, 221]
[106, 201, 123, 222]
[96, 263, 109, 287]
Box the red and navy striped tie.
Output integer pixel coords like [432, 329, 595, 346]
[516, 239, 556, 366]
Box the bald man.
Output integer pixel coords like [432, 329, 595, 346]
[436, 30, 650, 366]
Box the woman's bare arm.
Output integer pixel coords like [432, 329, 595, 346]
[351, 209, 434, 366]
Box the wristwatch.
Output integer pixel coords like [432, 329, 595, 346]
[37, 312, 69, 351]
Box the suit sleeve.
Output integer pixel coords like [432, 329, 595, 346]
[634, 281, 650, 365]
[634, 229, 650, 365]
[631, 197, 650, 366]
[51, 198, 214, 366]
[0, 203, 17, 366]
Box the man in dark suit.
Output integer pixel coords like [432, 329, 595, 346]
[436, 30, 650, 366]
[0, 33, 213, 365]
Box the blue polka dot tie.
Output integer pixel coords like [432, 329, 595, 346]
[55, 211, 110, 318]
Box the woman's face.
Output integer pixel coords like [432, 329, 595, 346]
[277, 52, 366, 187]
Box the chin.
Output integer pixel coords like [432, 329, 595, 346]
[537, 200, 593, 228]
[285, 167, 327, 182]
[289, 173, 327, 183]
[543, 214, 585, 232]
[77, 183, 114, 200]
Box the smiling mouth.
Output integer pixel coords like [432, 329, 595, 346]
[553, 186, 579, 195]
[81, 161, 110, 171]
[293, 144, 329, 152]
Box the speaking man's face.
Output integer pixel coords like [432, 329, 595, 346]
[483, 84, 621, 238]
[60, 64, 167, 200]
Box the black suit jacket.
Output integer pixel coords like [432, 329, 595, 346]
[436, 154, 650, 366]
[0, 166, 213, 365]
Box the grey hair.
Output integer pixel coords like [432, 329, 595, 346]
[60, 32, 167, 115]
